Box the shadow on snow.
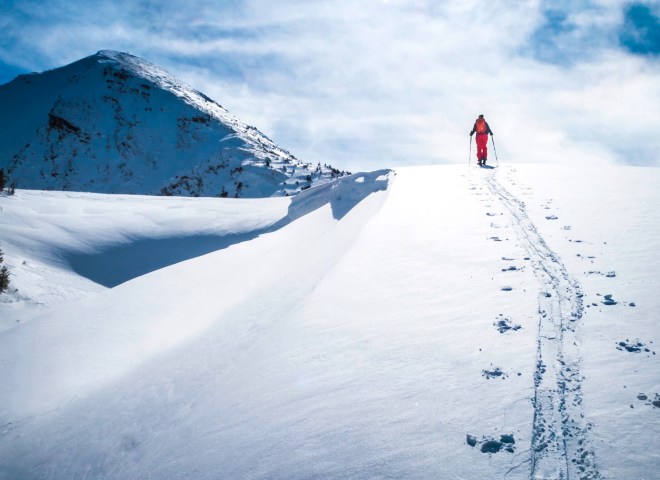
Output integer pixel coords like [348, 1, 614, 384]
[64, 170, 392, 288]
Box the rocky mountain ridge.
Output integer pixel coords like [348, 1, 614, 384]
[0, 50, 347, 197]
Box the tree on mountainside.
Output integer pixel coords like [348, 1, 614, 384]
[0, 245, 10, 293]
[0, 169, 15, 195]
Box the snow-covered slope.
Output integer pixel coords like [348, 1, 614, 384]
[0, 164, 658, 480]
[0, 50, 347, 197]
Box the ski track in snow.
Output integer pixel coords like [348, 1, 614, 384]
[480, 168, 601, 480]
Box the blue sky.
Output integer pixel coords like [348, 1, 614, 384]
[1, 0, 659, 170]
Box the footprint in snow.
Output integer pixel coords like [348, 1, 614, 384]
[576, 254, 597, 260]
[601, 294, 617, 305]
[466, 433, 516, 454]
[586, 270, 616, 277]
[482, 366, 508, 380]
[494, 316, 522, 333]
[616, 339, 655, 355]
[501, 265, 520, 272]
[545, 215, 559, 220]
[634, 393, 660, 409]
[594, 293, 636, 307]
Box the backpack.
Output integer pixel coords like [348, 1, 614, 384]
[475, 118, 487, 134]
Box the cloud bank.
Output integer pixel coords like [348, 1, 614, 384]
[1, 0, 659, 170]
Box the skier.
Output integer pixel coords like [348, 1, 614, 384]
[469, 114, 493, 166]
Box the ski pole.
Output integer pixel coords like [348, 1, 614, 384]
[468, 136, 472, 165]
[491, 135, 499, 166]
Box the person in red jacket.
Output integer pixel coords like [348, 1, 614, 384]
[470, 114, 493, 166]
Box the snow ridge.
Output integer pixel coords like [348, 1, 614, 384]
[483, 171, 601, 480]
[93, 50, 288, 158]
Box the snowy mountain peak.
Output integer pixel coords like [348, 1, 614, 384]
[90, 50, 234, 121]
[0, 51, 348, 197]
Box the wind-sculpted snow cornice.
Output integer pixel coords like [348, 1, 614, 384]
[281, 169, 394, 222]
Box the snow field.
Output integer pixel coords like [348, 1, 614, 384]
[0, 164, 658, 479]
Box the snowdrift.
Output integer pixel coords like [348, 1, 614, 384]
[0, 170, 393, 416]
